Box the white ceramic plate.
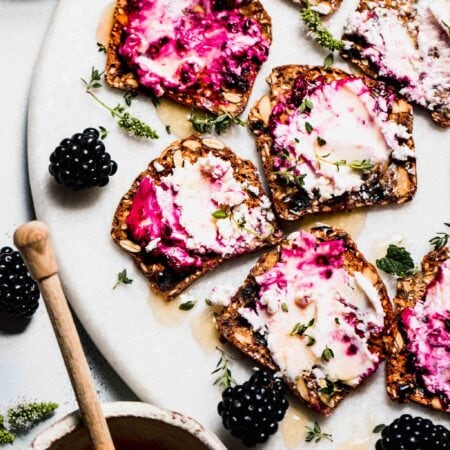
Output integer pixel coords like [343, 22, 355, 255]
[28, 0, 449, 448]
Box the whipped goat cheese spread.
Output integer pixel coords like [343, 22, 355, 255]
[126, 153, 276, 270]
[269, 76, 412, 201]
[119, 0, 270, 107]
[401, 258, 450, 402]
[343, 0, 450, 112]
[238, 231, 385, 389]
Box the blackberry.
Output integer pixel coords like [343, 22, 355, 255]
[0, 247, 40, 318]
[218, 369, 288, 447]
[376, 414, 450, 450]
[49, 128, 117, 190]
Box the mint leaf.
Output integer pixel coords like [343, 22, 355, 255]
[376, 245, 416, 278]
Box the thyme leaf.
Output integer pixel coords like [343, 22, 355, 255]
[305, 421, 333, 443]
[189, 112, 246, 135]
[113, 269, 133, 289]
[179, 300, 197, 311]
[212, 347, 237, 390]
[429, 223, 450, 250]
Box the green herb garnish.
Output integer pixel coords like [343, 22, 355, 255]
[314, 151, 374, 172]
[97, 42, 107, 53]
[124, 90, 137, 107]
[205, 298, 212, 306]
[281, 303, 289, 313]
[212, 347, 237, 389]
[376, 244, 416, 278]
[323, 53, 334, 68]
[305, 121, 313, 134]
[305, 421, 333, 443]
[317, 136, 326, 146]
[165, 125, 171, 134]
[306, 335, 316, 346]
[189, 111, 246, 135]
[299, 98, 313, 113]
[301, 4, 344, 52]
[81, 67, 158, 140]
[0, 428, 15, 445]
[290, 318, 314, 336]
[275, 171, 306, 188]
[8, 402, 58, 431]
[212, 209, 230, 219]
[321, 346, 334, 361]
[334, 317, 340, 325]
[99, 125, 109, 139]
[179, 300, 197, 311]
[429, 223, 450, 250]
[113, 269, 133, 289]
[373, 424, 386, 433]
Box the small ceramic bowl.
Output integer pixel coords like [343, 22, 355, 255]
[29, 402, 226, 450]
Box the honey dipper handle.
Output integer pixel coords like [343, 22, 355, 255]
[14, 221, 115, 450]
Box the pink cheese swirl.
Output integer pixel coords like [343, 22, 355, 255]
[126, 155, 276, 271]
[401, 259, 450, 402]
[119, 0, 269, 103]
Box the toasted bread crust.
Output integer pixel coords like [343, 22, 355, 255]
[111, 135, 282, 300]
[105, 0, 272, 117]
[386, 247, 450, 412]
[341, 0, 450, 128]
[216, 226, 393, 415]
[248, 65, 417, 221]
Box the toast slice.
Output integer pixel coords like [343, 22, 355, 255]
[248, 65, 416, 220]
[292, 0, 342, 15]
[216, 226, 393, 415]
[386, 247, 450, 412]
[105, 0, 272, 117]
[341, 0, 450, 128]
[111, 135, 282, 300]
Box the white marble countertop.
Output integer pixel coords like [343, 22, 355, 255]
[0, 1, 137, 448]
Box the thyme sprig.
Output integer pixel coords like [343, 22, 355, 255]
[429, 223, 450, 250]
[212, 347, 237, 389]
[301, 3, 344, 52]
[8, 403, 58, 432]
[305, 421, 333, 443]
[212, 208, 261, 238]
[81, 67, 158, 139]
[189, 111, 246, 135]
[113, 269, 133, 289]
[314, 150, 374, 172]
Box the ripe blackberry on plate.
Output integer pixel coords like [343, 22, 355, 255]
[49, 128, 117, 190]
[218, 368, 289, 447]
[376, 414, 450, 450]
[0, 247, 40, 318]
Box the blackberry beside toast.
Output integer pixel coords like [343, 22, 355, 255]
[111, 135, 282, 300]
